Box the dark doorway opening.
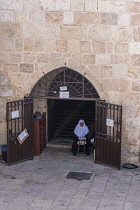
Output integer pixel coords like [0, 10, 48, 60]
[47, 99, 95, 146]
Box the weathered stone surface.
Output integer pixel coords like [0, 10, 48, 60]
[72, 54, 82, 63]
[128, 2, 140, 13]
[115, 43, 128, 53]
[20, 64, 34, 73]
[114, 1, 127, 14]
[132, 81, 140, 92]
[101, 66, 113, 78]
[55, 0, 70, 10]
[0, 52, 8, 63]
[63, 53, 71, 58]
[23, 23, 35, 38]
[0, 22, 21, 38]
[92, 41, 106, 54]
[35, 25, 60, 39]
[0, 0, 22, 10]
[37, 53, 48, 63]
[23, 52, 36, 62]
[9, 52, 22, 62]
[14, 11, 29, 22]
[49, 53, 62, 62]
[34, 39, 45, 52]
[0, 10, 13, 21]
[80, 41, 90, 52]
[85, 0, 97, 12]
[0, 64, 3, 72]
[89, 65, 101, 78]
[98, 1, 115, 13]
[15, 39, 23, 51]
[51, 57, 67, 69]
[56, 40, 68, 52]
[124, 92, 140, 105]
[130, 27, 140, 42]
[68, 40, 79, 53]
[106, 42, 114, 53]
[131, 14, 140, 26]
[71, 0, 84, 11]
[110, 55, 130, 65]
[130, 43, 140, 54]
[118, 14, 130, 26]
[24, 39, 34, 51]
[67, 58, 80, 70]
[127, 67, 140, 79]
[74, 12, 99, 24]
[112, 64, 128, 79]
[131, 55, 140, 66]
[0, 39, 2, 50]
[96, 55, 109, 65]
[100, 13, 118, 25]
[2, 39, 14, 51]
[46, 11, 63, 24]
[0, 86, 14, 97]
[45, 40, 56, 52]
[30, 11, 46, 24]
[0, 73, 9, 85]
[60, 25, 84, 40]
[3, 64, 18, 72]
[88, 25, 111, 41]
[39, 0, 55, 10]
[112, 27, 130, 42]
[84, 54, 95, 64]
[64, 11, 74, 24]
[120, 79, 132, 92]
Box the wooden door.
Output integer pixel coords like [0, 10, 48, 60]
[95, 101, 122, 169]
[6, 97, 33, 165]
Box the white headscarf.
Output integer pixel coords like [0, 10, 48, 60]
[74, 119, 89, 138]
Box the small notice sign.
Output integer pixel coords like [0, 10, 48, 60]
[17, 129, 29, 145]
[59, 91, 69, 98]
[12, 110, 19, 119]
[106, 119, 114, 127]
[60, 86, 67, 91]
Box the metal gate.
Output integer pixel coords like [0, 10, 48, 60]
[6, 97, 33, 165]
[95, 101, 122, 169]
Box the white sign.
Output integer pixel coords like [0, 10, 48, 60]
[60, 86, 67, 91]
[59, 91, 69, 98]
[106, 119, 114, 127]
[17, 129, 29, 145]
[12, 110, 19, 119]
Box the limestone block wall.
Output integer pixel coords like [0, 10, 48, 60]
[0, 0, 140, 163]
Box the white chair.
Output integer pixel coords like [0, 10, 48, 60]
[77, 137, 86, 155]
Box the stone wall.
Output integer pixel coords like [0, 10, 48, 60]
[0, 0, 140, 163]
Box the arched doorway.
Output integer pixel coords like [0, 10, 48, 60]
[7, 67, 122, 169]
[30, 67, 100, 100]
[30, 67, 100, 146]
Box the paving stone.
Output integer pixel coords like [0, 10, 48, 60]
[0, 146, 139, 210]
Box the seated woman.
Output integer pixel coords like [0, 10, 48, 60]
[72, 119, 90, 155]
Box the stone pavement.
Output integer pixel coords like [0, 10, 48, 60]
[0, 145, 140, 210]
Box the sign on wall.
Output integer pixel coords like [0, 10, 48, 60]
[59, 91, 69, 98]
[106, 119, 114, 127]
[12, 110, 19, 119]
[17, 129, 29, 145]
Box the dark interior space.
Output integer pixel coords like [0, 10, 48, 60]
[47, 99, 96, 143]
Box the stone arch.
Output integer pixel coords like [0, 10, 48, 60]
[30, 58, 101, 100]
[30, 66, 100, 100]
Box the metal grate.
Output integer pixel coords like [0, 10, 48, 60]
[66, 172, 92, 180]
[95, 101, 122, 169]
[30, 67, 100, 100]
